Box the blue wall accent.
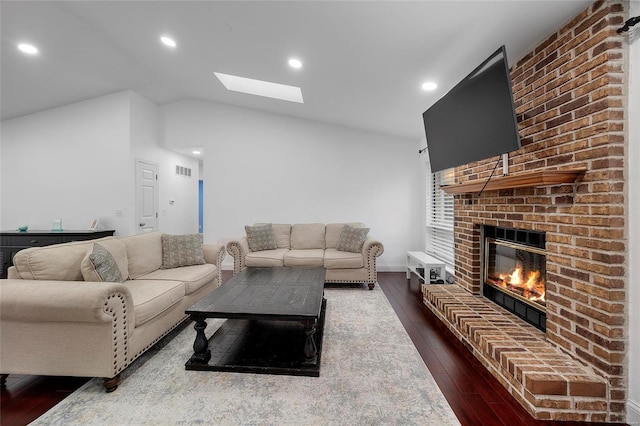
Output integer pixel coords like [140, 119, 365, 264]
[198, 180, 203, 233]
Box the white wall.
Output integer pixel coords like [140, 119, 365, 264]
[1, 92, 132, 235]
[161, 99, 424, 270]
[130, 92, 199, 234]
[1, 91, 199, 237]
[627, 1, 640, 423]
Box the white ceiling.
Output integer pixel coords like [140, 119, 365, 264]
[1, 1, 592, 142]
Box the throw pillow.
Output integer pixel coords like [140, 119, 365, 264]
[161, 233, 206, 269]
[335, 224, 370, 253]
[245, 223, 278, 252]
[83, 243, 124, 283]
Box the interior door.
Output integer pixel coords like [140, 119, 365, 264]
[136, 160, 158, 233]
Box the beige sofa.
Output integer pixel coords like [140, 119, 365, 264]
[0, 231, 225, 392]
[226, 223, 384, 289]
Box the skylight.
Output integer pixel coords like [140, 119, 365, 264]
[214, 72, 304, 103]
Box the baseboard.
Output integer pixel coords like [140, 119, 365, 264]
[628, 398, 640, 425]
[377, 265, 406, 272]
[221, 264, 407, 273]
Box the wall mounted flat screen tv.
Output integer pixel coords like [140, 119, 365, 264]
[423, 45, 521, 173]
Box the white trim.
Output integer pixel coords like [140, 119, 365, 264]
[222, 264, 408, 273]
[627, 398, 640, 425]
[628, 0, 640, 420]
[377, 265, 408, 273]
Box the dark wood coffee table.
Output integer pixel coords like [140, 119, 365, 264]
[185, 267, 326, 377]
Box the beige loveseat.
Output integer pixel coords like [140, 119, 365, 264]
[226, 223, 384, 289]
[0, 231, 225, 392]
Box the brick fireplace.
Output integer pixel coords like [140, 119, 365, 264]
[423, 1, 628, 423]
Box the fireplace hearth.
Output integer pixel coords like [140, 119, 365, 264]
[482, 226, 546, 331]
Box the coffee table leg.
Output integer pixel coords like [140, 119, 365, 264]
[302, 319, 317, 364]
[190, 316, 211, 364]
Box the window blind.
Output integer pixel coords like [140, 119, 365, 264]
[426, 167, 455, 272]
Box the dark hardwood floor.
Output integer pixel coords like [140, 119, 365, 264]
[1, 271, 620, 426]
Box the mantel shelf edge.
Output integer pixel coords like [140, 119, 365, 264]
[441, 168, 587, 195]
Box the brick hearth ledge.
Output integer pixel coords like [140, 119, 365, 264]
[423, 284, 609, 422]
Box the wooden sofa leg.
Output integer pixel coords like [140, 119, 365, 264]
[1, 374, 8, 387]
[368, 283, 375, 290]
[103, 374, 120, 392]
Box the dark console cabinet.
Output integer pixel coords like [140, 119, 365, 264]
[0, 230, 115, 279]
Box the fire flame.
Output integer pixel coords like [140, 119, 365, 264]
[497, 266, 545, 303]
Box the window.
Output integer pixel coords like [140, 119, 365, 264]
[426, 167, 455, 272]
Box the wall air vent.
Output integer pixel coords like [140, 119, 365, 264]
[175, 165, 192, 177]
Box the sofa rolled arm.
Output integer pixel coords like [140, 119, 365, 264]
[226, 237, 249, 275]
[6, 266, 19, 279]
[202, 243, 226, 285]
[0, 279, 134, 327]
[1, 279, 134, 379]
[362, 237, 384, 284]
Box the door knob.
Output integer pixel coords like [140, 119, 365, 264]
[139, 223, 146, 227]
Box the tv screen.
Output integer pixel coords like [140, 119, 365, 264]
[423, 45, 521, 173]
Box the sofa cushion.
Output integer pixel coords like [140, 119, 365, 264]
[122, 231, 163, 279]
[81, 243, 124, 283]
[161, 233, 206, 269]
[290, 223, 326, 249]
[324, 248, 364, 269]
[271, 224, 292, 249]
[137, 263, 217, 295]
[325, 223, 365, 249]
[81, 239, 129, 282]
[125, 280, 184, 327]
[335, 224, 370, 253]
[284, 249, 325, 267]
[245, 248, 288, 267]
[245, 223, 278, 252]
[12, 237, 115, 281]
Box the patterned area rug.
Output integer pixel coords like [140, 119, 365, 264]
[32, 286, 459, 425]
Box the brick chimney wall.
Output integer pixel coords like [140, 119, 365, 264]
[451, 0, 628, 420]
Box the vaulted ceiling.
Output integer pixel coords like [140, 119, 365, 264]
[1, 1, 591, 140]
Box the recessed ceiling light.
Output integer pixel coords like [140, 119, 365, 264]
[288, 58, 302, 69]
[214, 72, 304, 103]
[18, 43, 38, 55]
[422, 81, 438, 91]
[160, 36, 177, 48]
[192, 150, 201, 155]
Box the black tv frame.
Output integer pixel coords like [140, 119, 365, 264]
[423, 45, 521, 174]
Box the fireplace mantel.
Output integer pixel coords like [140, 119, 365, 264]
[441, 167, 587, 194]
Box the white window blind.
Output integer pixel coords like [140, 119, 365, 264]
[426, 167, 455, 272]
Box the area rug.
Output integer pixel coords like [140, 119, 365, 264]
[32, 286, 460, 425]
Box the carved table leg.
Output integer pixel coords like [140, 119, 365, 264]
[190, 316, 211, 364]
[302, 319, 318, 365]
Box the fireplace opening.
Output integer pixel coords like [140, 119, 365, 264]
[482, 226, 546, 331]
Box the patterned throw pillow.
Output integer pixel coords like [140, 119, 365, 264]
[161, 234, 206, 269]
[245, 223, 278, 252]
[88, 243, 124, 282]
[335, 224, 370, 253]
